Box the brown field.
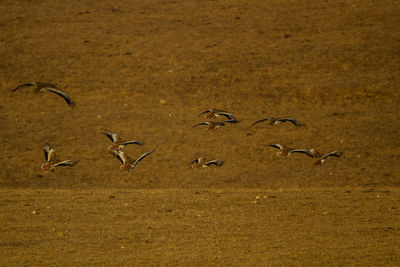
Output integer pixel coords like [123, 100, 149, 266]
[1, 0, 399, 265]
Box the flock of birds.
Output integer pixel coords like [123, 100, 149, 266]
[12, 81, 343, 173]
[11, 81, 155, 173]
[191, 108, 343, 167]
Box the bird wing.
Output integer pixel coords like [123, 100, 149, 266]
[289, 149, 314, 157]
[216, 112, 237, 120]
[251, 118, 270, 127]
[267, 144, 284, 150]
[12, 82, 36, 92]
[43, 88, 76, 107]
[112, 150, 128, 164]
[193, 122, 210, 127]
[322, 151, 343, 160]
[203, 160, 223, 167]
[43, 145, 56, 162]
[199, 109, 212, 116]
[219, 119, 239, 126]
[37, 82, 59, 90]
[132, 150, 153, 167]
[191, 158, 202, 164]
[53, 160, 77, 168]
[103, 132, 119, 143]
[277, 118, 301, 126]
[122, 140, 144, 146]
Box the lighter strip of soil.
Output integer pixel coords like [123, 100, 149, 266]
[1, 188, 399, 265]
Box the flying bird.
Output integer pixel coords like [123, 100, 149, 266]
[267, 144, 299, 157]
[290, 149, 343, 165]
[110, 150, 153, 171]
[251, 117, 303, 127]
[193, 119, 239, 131]
[199, 109, 237, 120]
[12, 82, 76, 107]
[103, 131, 144, 151]
[42, 88, 76, 107]
[191, 157, 224, 168]
[41, 144, 77, 172]
[12, 82, 59, 92]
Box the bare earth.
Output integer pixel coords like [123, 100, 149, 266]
[1, 0, 399, 265]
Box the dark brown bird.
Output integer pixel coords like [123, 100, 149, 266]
[193, 119, 239, 131]
[12, 82, 76, 107]
[110, 150, 153, 171]
[12, 82, 58, 92]
[103, 131, 143, 151]
[251, 117, 303, 127]
[267, 144, 299, 157]
[199, 109, 237, 120]
[191, 157, 224, 168]
[41, 144, 77, 172]
[290, 149, 343, 165]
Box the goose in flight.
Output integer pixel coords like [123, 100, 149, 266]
[290, 149, 343, 165]
[103, 131, 144, 151]
[12, 82, 76, 107]
[191, 157, 224, 168]
[199, 109, 237, 120]
[251, 117, 303, 127]
[267, 144, 299, 157]
[12, 82, 59, 92]
[193, 119, 239, 131]
[110, 150, 153, 171]
[41, 144, 77, 172]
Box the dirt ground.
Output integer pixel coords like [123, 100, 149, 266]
[1, 0, 399, 265]
[1, 189, 400, 265]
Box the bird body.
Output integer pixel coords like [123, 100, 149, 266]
[290, 149, 343, 165]
[193, 119, 239, 131]
[191, 157, 224, 168]
[12, 82, 76, 107]
[41, 145, 77, 172]
[251, 117, 303, 127]
[267, 144, 298, 157]
[12, 82, 58, 92]
[103, 132, 143, 151]
[110, 150, 153, 171]
[41, 160, 77, 172]
[199, 109, 237, 120]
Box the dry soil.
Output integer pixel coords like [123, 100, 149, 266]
[1, 0, 399, 265]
